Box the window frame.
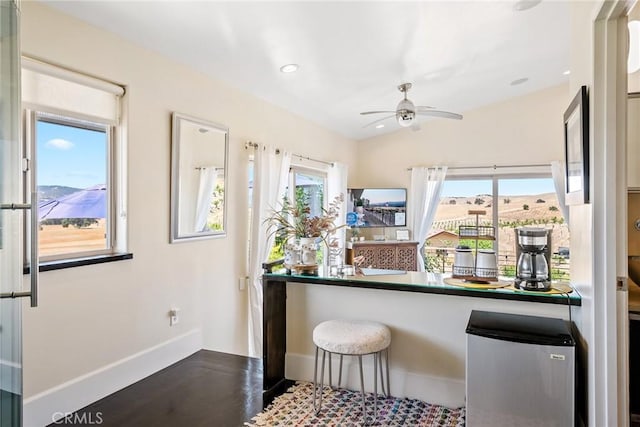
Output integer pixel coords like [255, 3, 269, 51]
[23, 108, 117, 263]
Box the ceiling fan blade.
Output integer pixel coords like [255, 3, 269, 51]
[362, 114, 396, 128]
[415, 109, 463, 120]
[360, 110, 397, 115]
[415, 106, 435, 111]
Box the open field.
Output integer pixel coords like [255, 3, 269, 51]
[39, 219, 106, 257]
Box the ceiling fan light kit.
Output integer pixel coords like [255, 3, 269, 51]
[361, 82, 463, 129]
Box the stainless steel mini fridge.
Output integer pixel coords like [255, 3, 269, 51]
[466, 310, 575, 427]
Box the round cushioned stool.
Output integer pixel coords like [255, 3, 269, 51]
[312, 319, 391, 424]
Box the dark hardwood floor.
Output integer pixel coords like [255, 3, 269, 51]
[51, 350, 263, 427]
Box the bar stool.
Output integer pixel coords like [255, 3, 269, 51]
[312, 319, 391, 423]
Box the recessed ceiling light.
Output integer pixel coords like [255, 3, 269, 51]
[510, 77, 529, 86]
[513, 0, 542, 12]
[279, 64, 299, 73]
[563, 70, 571, 76]
[375, 124, 385, 129]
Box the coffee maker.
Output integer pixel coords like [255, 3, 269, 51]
[515, 228, 552, 291]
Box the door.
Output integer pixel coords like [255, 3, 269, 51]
[1, 2, 32, 425]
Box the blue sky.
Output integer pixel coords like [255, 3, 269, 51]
[441, 178, 555, 197]
[37, 120, 106, 189]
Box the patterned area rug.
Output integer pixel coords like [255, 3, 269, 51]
[246, 382, 465, 426]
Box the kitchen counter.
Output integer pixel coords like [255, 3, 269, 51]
[263, 269, 581, 306]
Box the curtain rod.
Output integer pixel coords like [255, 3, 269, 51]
[245, 141, 334, 167]
[406, 163, 550, 171]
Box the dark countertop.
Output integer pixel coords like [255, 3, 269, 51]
[263, 270, 581, 306]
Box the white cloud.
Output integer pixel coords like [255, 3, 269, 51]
[46, 138, 74, 150]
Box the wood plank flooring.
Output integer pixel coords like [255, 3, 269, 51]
[50, 350, 262, 427]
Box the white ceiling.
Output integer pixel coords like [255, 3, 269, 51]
[42, 1, 570, 141]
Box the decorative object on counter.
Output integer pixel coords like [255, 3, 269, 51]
[563, 85, 590, 205]
[266, 193, 345, 273]
[514, 227, 551, 291]
[246, 381, 466, 427]
[451, 210, 497, 282]
[396, 228, 410, 241]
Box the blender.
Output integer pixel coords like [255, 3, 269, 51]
[515, 228, 551, 291]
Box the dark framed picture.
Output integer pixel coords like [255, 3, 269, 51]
[564, 85, 589, 205]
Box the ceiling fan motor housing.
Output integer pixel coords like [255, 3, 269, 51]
[396, 98, 415, 127]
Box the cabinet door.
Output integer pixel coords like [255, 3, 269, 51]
[376, 246, 396, 269]
[354, 247, 377, 268]
[397, 245, 418, 271]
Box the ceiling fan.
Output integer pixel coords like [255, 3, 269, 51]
[361, 83, 463, 128]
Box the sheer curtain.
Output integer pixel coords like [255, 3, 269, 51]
[247, 146, 291, 357]
[409, 166, 448, 271]
[550, 160, 570, 227]
[327, 162, 348, 263]
[193, 167, 218, 232]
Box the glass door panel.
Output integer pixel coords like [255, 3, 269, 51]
[0, 1, 23, 425]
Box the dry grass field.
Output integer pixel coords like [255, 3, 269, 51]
[430, 192, 570, 278]
[39, 219, 107, 257]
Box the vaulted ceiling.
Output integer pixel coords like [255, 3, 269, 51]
[42, 1, 570, 140]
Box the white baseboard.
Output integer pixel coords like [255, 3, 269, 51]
[23, 329, 202, 427]
[285, 352, 465, 409]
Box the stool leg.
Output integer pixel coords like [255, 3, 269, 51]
[358, 355, 366, 424]
[328, 351, 333, 389]
[338, 354, 344, 388]
[385, 347, 391, 397]
[373, 352, 378, 421]
[378, 350, 386, 397]
[313, 346, 319, 412]
[319, 349, 326, 412]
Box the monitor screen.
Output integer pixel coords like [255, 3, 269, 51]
[346, 188, 407, 228]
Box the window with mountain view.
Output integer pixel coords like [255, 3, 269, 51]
[425, 175, 569, 280]
[22, 59, 124, 264]
[34, 113, 111, 259]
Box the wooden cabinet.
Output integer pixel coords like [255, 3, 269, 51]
[345, 241, 418, 271]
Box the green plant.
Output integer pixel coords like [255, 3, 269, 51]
[265, 194, 345, 247]
[523, 204, 529, 210]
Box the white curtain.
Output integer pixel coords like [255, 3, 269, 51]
[409, 166, 448, 272]
[247, 146, 291, 357]
[550, 160, 570, 227]
[327, 162, 348, 262]
[194, 167, 218, 232]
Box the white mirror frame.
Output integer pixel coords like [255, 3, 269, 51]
[170, 112, 228, 242]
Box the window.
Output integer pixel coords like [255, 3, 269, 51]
[33, 113, 111, 258]
[426, 173, 570, 280]
[22, 58, 125, 263]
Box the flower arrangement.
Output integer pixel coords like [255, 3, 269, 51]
[265, 194, 345, 246]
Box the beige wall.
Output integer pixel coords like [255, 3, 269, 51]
[19, 2, 357, 398]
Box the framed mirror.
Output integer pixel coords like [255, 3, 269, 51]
[170, 112, 228, 242]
